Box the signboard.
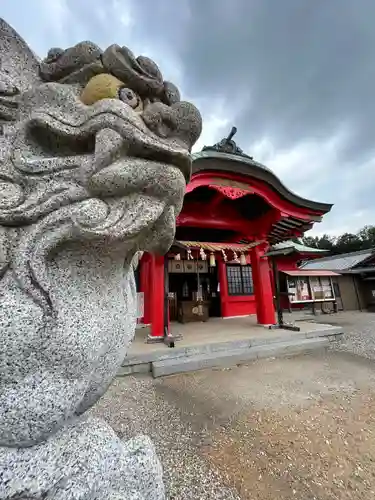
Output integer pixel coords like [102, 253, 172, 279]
[321, 277, 334, 299]
[197, 261, 208, 273]
[184, 261, 197, 273]
[287, 275, 334, 303]
[310, 277, 324, 300]
[168, 260, 208, 274]
[287, 277, 311, 302]
[168, 260, 185, 273]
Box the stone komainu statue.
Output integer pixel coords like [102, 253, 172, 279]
[0, 19, 201, 499]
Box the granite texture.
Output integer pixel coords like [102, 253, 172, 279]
[0, 18, 201, 499]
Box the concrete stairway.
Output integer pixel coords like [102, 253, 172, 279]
[151, 337, 329, 377]
[120, 325, 343, 378]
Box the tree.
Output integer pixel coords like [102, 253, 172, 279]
[315, 234, 335, 251]
[302, 234, 334, 251]
[358, 225, 375, 249]
[301, 236, 320, 249]
[334, 233, 361, 254]
[301, 225, 375, 255]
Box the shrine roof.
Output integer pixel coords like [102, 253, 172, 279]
[192, 127, 333, 215]
[271, 240, 329, 255]
[300, 248, 375, 272]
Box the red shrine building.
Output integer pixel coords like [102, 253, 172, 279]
[136, 129, 333, 339]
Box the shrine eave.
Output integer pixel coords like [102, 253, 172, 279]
[191, 150, 333, 215]
[270, 240, 329, 255]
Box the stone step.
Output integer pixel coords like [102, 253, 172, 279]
[151, 337, 330, 378]
[122, 325, 342, 368]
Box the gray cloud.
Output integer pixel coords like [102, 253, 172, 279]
[3, 0, 375, 235]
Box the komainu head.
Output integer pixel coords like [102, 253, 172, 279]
[0, 19, 202, 310]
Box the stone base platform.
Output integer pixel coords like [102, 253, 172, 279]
[120, 317, 343, 378]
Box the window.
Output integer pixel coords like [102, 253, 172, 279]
[226, 265, 254, 295]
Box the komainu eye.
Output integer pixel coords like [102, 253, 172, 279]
[118, 87, 141, 109]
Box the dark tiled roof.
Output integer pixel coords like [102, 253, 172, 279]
[301, 248, 375, 271]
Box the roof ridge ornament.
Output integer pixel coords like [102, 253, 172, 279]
[202, 126, 253, 159]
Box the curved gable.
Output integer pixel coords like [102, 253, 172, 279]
[192, 150, 332, 215]
[180, 128, 334, 244]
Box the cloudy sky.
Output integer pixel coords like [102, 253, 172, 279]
[3, 0, 375, 236]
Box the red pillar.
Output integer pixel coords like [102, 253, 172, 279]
[149, 254, 165, 338]
[139, 253, 151, 325]
[218, 257, 229, 317]
[251, 245, 275, 325]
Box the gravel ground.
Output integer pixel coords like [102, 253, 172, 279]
[90, 376, 241, 500]
[91, 311, 375, 499]
[314, 311, 375, 360]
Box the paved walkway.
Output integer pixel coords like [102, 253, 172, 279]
[129, 314, 338, 359]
